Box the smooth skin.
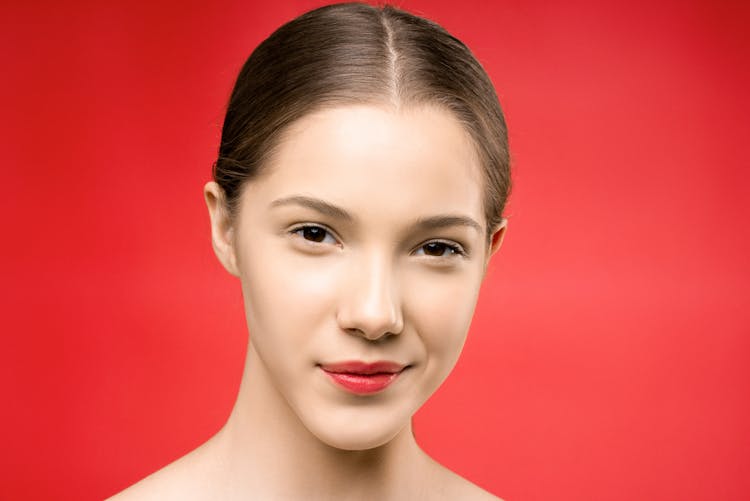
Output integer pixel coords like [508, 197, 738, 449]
[110, 104, 506, 500]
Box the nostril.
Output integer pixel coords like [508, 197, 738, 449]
[342, 326, 400, 342]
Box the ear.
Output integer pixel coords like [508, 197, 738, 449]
[204, 181, 240, 277]
[484, 218, 508, 269]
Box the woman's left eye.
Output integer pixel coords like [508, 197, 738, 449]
[290, 225, 338, 245]
[414, 241, 465, 258]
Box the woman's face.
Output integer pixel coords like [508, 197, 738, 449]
[208, 104, 504, 450]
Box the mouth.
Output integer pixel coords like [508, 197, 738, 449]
[319, 360, 409, 395]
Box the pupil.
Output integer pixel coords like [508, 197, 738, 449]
[425, 242, 446, 256]
[303, 227, 326, 242]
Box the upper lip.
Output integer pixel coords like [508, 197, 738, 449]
[319, 360, 407, 374]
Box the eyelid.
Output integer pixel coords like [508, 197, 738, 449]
[287, 222, 342, 247]
[286, 224, 468, 258]
[413, 238, 468, 258]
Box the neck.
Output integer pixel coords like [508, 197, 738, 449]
[213, 343, 430, 499]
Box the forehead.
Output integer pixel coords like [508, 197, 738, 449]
[243, 104, 485, 226]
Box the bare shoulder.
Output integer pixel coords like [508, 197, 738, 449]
[107, 458, 203, 501]
[434, 468, 504, 501]
[107, 440, 223, 501]
[422, 454, 504, 501]
[107, 467, 184, 501]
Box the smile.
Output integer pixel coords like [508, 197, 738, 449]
[319, 361, 408, 395]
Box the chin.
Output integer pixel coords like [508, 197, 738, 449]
[303, 407, 411, 452]
[314, 425, 404, 451]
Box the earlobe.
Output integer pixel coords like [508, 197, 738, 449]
[204, 181, 240, 277]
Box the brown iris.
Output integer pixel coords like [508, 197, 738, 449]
[302, 226, 327, 242]
[423, 242, 451, 256]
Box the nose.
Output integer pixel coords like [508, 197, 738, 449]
[336, 253, 404, 341]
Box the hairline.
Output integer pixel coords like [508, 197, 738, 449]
[232, 99, 493, 243]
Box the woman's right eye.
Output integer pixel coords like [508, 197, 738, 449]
[290, 225, 338, 245]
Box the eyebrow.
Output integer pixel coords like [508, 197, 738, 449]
[412, 215, 483, 234]
[270, 195, 354, 221]
[269, 195, 482, 234]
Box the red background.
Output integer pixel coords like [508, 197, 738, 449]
[2, 0, 748, 499]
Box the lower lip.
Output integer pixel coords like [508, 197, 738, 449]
[322, 369, 403, 395]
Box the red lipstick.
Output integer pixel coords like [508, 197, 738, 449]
[320, 361, 406, 395]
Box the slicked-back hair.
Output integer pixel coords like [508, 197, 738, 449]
[214, 2, 510, 240]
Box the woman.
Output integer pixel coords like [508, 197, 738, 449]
[112, 2, 510, 499]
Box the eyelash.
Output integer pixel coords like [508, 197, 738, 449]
[288, 224, 467, 258]
[288, 224, 340, 246]
[415, 240, 467, 258]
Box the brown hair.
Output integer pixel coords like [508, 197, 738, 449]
[213, 2, 510, 240]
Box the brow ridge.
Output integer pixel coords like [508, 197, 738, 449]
[270, 194, 482, 234]
[270, 195, 353, 221]
[413, 214, 483, 234]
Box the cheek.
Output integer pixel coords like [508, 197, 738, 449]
[239, 248, 341, 358]
[405, 267, 483, 369]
